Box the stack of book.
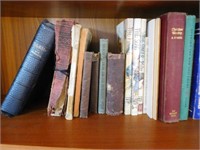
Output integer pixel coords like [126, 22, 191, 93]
[1, 12, 199, 123]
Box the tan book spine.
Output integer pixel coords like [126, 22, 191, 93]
[73, 28, 92, 117]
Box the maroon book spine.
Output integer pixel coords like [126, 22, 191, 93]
[158, 12, 186, 123]
[106, 53, 125, 115]
[80, 51, 93, 118]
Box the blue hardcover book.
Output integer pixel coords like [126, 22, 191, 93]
[189, 22, 200, 120]
[1, 20, 55, 116]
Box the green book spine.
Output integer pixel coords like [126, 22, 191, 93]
[98, 39, 108, 114]
[180, 15, 196, 120]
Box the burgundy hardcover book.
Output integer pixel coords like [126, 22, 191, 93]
[80, 51, 93, 118]
[158, 12, 186, 123]
[47, 20, 74, 116]
[106, 53, 125, 115]
[89, 53, 100, 113]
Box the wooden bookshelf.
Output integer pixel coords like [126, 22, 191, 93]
[1, 1, 199, 149]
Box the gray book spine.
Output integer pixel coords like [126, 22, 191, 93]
[89, 53, 100, 113]
[98, 39, 108, 114]
[80, 51, 93, 118]
[106, 53, 125, 115]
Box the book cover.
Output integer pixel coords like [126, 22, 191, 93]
[65, 24, 82, 120]
[47, 19, 74, 117]
[124, 18, 133, 115]
[89, 53, 100, 114]
[74, 28, 92, 117]
[131, 18, 141, 116]
[80, 51, 93, 118]
[98, 39, 108, 114]
[1, 20, 55, 116]
[138, 19, 147, 114]
[158, 12, 186, 123]
[180, 15, 196, 120]
[106, 53, 125, 115]
[189, 22, 200, 120]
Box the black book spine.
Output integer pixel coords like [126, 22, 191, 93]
[1, 20, 55, 116]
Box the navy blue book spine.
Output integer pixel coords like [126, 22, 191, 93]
[1, 20, 55, 116]
[189, 22, 200, 120]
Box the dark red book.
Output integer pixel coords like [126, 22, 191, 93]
[158, 12, 186, 123]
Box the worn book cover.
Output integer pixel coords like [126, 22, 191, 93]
[158, 12, 186, 123]
[80, 52, 93, 118]
[89, 53, 100, 113]
[1, 20, 55, 116]
[180, 16, 196, 120]
[106, 53, 125, 115]
[65, 24, 82, 120]
[47, 19, 74, 117]
[74, 28, 92, 117]
[98, 39, 108, 114]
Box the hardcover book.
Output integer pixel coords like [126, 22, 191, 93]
[98, 39, 108, 114]
[65, 24, 82, 120]
[189, 22, 200, 120]
[1, 20, 55, 116]
[158, 12, 186, 123]
[89, 53, 100, 113]
[74, 28, 92, 117]
[47, 19, 74, 116]
[180, 15, 196, 120]
[106, 53, 125, 115]
[80, 52, 93, 118]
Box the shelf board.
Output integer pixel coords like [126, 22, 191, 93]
[2, 1, 199, 18]
[1, 108, 199, 149]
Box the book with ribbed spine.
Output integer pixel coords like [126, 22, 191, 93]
[65, 24, 82, 120]
[180, 15, 196, 121]
[1, 20, 55, 116]
[98, 39, 108, 114]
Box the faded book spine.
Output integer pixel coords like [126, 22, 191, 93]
[159, 12, 186, 123]
[138, 19, 147, 114]
[106, 53, 125, 115]
[131, 18, 141, 116]
[47, 19, 74, 117]
[1, 20, 55, 116]
[124, 18, 133, 115]
[116, 20, 126, 53]
[80, 52, 93, 118]
[98, 39, 108, 114]
[65, 24, 82, 120]
[180, 16, 196, 120]
[89, 53, 100, 113]
[74, 28, 92, 117]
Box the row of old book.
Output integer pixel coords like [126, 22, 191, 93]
[1, 12, 199, 123]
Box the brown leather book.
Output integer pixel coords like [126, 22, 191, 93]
[73, 28, 92, 117]
[89, 53, 100, 113]
[106, 53, 125, 116]
[158, 12, 186, 123]
[80, 51, 93, 118]
[47, 19, 74, 116]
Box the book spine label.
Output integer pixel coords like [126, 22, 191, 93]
[1, 20, 55, 116]
[116, 20, 126, 53]
[124, 18, 133, 115]
[131, 18, 141, 116]
[138, 19, 147, 114]
[89, 53, 100, 113]
[98, 39, 108, 114]
[180, 16, 196, 120]
[189, 22, 200, 120]
[74, 28, 92, 117]
[65, 24, 82, 120]
[106, 53, 125, 115]
[48, 20, 74, 117]
[80, 52, 93, 118]
[159, 12, 186, 122]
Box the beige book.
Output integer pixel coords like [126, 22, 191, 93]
[73, 28, 92, 117]
[65, 24, 82, 120]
